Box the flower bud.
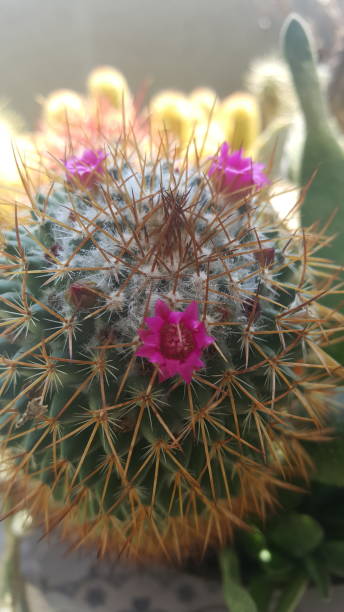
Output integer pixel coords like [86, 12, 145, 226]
[67, 283, 99, 310]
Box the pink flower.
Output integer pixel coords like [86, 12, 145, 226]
[208, 142, 269, 195]
[136, 300, 214, 383]
[64, 149, 107, 186]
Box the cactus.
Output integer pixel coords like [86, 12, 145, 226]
[149, 90, 204, 150]
[283, 15, 344, 273]
[42, 90, 86, 127]
[328, 47, 344, 133]
[87, 66, 130, 109]
[0, 129, 341, 564]
[189, 87, 219, 116]
[252, 117, 294, 179]
[218, 92, 261, 153]
[245, 56, 298, 129]
[0, 110, 35, 228]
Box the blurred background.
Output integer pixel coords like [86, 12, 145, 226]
[0, 0, 342, 127]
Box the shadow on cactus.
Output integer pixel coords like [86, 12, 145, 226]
[0, 132, 342, 563]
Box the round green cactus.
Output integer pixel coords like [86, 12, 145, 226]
[0, 140, 341, 562]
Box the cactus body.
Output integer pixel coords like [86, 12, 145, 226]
[149, 90, 204, 150]
[190, 87, 218, 116]
[219, 92, 261, 153]
[87, 66, 130, 109]
[0, 138, 341, 563]
[245, 56, 298, 129]
[43, 90, 86, 126]
[283, 15, 344, 271]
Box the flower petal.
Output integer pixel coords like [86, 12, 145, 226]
[182, 301, 199, 325]
[136, 300, 214, 383]
[155, 300, 171, 320]
[145, 315, 165, 331]
[208, 142, 269, 194]
[168, 311, 183, 324]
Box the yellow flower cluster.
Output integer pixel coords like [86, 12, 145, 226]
[0, 62, 297, 227]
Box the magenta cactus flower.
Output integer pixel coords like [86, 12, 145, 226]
[64, 149, 107, 186]
[136, 300, 214, 383]
[208, 142, 269, 195]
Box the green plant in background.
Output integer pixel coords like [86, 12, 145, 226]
[329, 47, 344, 133]
[223, 509, 337, 612]
[217, 14, 344, 612]
[245, 55, 298, 130]
[218, 92, 261, 153]
[243, 54, 299, 181]
[282, 23, 344, 604]
[219, 386, 344, 612]
[283, 15, 344, 276]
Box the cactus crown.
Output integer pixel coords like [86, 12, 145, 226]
[0, 132, 341, 562]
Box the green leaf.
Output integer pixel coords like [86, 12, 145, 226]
[306, 439, 344, 487]
[274, 572, 308, 612]
[219, 548, 258, 612]
[323, 540, 344, 577]
[269, 513, 324, 558]
[304, 554, 330, 599]
[249, 574, 275, 612]
[304, 390, 344, 485]
[259, 550, 293, 582]
[237, 526, 266, 559]
[320, 503, 344, 539]
[273, 488, 305, 512]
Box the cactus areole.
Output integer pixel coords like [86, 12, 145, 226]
[0, 137, 341, 563]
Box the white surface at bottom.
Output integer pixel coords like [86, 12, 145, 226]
[14, 530, 344, 612]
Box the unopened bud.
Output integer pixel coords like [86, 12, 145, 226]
[254, 247, 275, 267]
[67, 283, 99, 310]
